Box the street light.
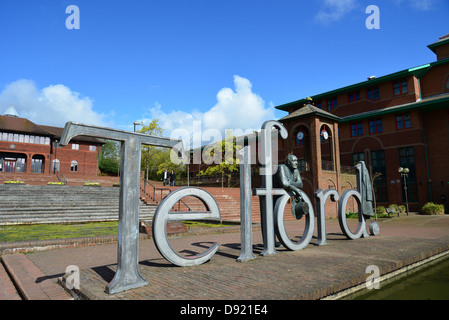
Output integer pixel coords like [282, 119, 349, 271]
[133, 121, 142, 132]
[398, 167, 410, 216]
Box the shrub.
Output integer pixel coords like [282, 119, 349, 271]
[84, 182, 101, 186]
[376, 206, 386, 214]
[421, 202, 445, 215]
[5, 180, 25, 184]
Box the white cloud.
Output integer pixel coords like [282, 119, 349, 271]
[315, 0, 357, 24]
[140, 75, 275, 147]
[0, 79, 108, 127]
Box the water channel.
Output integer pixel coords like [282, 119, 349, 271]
[341, 254, 449, 300]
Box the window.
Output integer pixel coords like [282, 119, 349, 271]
[89, 145, 97, 152]
[371, 150, 388, 202]
[315, 101, 322, 109]
[398, 147, 418, 202]
[72, 143, 80, 150]
[70, 160, 79, 172]
[369, 119, 383, 134]
[350, 123, 363, 137]
[348, 91, 360, 102]
[0, 132, 50, 145]
[352, 152, 365, 165]
[367, 85, 380, 101]
[327, 97, 338, 111]
[393, 78, 408, 96]
[396, 113, 411, 130]
[31, 157, 44, 173]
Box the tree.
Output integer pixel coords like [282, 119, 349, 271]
[199, 131, 240, 187]
[137, 119, 186, 181]
[98, 140, 120, 175]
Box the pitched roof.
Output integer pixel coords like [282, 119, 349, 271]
[40, 124, 104, 144]
[279, 104, 342, 122]
[0, 115, 104, 145]
[0, 115, 54, 136]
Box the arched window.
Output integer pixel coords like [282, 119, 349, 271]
[70, 160, 79, 172]
[51, 159, 60, 172]
[31, 155, 45, 173]
[320, 125, 334, 171]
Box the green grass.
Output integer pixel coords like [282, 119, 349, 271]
[182, 221, 235, 228]
[0, 221, 119, 243]
[0, 220, 236, 243]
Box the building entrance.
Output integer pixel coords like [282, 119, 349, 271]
[0, 153, 27, 173]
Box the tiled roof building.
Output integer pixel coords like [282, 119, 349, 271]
[0, 106, 104, 180]
[276, 34, 449, 212]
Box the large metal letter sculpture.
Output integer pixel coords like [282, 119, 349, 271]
[236, 146, 256, 262]
[274, 189, 315, 251]
[60, 122, 182, 294]
[314, 189, 339, 246]
[253, 120, 288, 256]
[338, 161, 379, 239]
[152, 187, 221, 267]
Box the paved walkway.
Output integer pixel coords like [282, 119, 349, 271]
[8, 213, 446, 301]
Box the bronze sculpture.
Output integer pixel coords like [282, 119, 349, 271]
[273, 154, 309, 220]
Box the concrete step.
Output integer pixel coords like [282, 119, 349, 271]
[1, 254, 71, 300]
[0, 259, 22, 300]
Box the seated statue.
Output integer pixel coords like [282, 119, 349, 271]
[273, 155, 309, 219]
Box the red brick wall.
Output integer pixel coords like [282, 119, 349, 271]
[420, 63, 449, 97]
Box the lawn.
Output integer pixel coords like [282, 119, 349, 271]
[0, 221, 119, 243]
[0, 220, 234, 243]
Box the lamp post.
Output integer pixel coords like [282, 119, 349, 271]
[133, 121, 142, 132]
[398, 167, 410, 216]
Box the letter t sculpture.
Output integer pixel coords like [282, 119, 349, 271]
[60, 122, 182, 294]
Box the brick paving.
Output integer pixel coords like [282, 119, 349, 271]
[16, 213, 449, 300]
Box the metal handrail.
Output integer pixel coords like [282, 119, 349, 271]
[140, 176, 191, 212]
[56, 171, 68, 185]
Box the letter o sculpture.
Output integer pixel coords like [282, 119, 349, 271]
[274, 190, 315, 251]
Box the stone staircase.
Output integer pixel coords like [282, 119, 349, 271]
[0, 184, 156, 225]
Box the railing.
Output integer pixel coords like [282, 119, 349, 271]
[56, 171, 68, 185]
[140, 177, 191, 212]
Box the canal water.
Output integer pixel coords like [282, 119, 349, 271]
[342, 254, 449, 300]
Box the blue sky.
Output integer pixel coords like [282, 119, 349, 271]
[0, 0, 448, 140]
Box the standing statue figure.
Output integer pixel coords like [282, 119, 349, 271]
[356, 161, 375, 218]
[273, 155, 309, 220]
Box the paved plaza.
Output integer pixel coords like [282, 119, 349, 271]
[1, 213, 448, 302]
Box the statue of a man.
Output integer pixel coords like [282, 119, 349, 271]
[273, 155, 308, 219]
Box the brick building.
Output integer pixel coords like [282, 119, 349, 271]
[0, 106, 104, 181]
[276, 34, 449, 212]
